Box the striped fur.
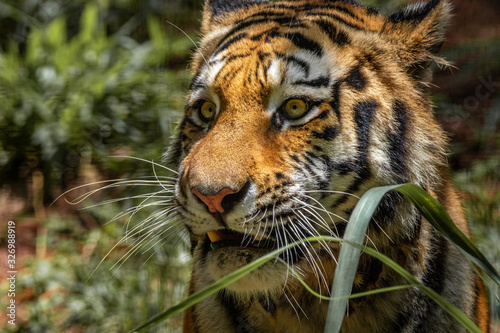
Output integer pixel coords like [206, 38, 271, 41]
[167, 0, 490, 332]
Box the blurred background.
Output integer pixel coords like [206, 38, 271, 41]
[0, 0, 498, 332]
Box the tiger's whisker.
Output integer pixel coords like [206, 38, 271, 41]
[109, 155, 179, 174]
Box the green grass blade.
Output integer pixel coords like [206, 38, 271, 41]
[325, 184, 401, 333]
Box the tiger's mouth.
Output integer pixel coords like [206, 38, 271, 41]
[207, 229, 276, 251]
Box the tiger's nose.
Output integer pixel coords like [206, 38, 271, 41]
[191, 188, 235, 214]
[191, 182, 250, 214]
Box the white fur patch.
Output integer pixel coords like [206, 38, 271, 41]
[267, 58, 282, 86]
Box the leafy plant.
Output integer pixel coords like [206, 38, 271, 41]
[0, 2, 192, 193]
[0, 208, 190, 333]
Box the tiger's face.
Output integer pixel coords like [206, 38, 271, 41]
[168, 0, 449, 294]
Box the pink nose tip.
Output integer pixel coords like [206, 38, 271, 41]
[191, 188, 235, 213]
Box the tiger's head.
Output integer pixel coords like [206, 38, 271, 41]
[168, 0, 450, 295]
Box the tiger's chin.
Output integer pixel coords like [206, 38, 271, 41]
[201, 230, 296, 294]
[205, 247, 292, 293]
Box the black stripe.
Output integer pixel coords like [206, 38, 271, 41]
[372, 190, 404, 225]
[350, 99, 377, 191]
[213, 33, 248, 56]
[222, 18, 270, 38]
[329, 3, 368, 20]
[303, 153, 316, 166]
[422, 231, 448, 294]
[331, 194, 350, 208]
[199, 236, 212, 265]
[273, 2, 363, 20]
[284, 32, 323, 56]
[293, 76, 330, 87]
[190, 82, 205, 90]
[345, 66, 366, 90]
[217, 289, 244, 330]
[189, 70, 204, 90]
[305, 151, 332, 187]
[315, 109, 330, 120]
[306, 151, 320, 161]
[388, 0, 440, 23]
[275, 172, 286, 180]
[343, 207, 353, 216]
[212, 2, 365, 52]
[251, 27, 280, 41]
[334, 221, 347, 236]
[312, 126, 338, 141]
[388, 100, 409, 182]
[331, 161, 358, 175]
[290, 154, 317, 176]
[347, 166, 371, 192]
[354, 100, 378, 156]
[242, 10, 292, 20]
[313, 19, 350, 46]
[321, 154, 334, 170]
[285, 55, 310, 77]
[216, 17, 301, 48]
[414, 230, 448, 331]
[239, 11, 306, 28]
[258, 297, 276, 315]
[183, 115, 204, 130]
[290, 155, 300, 163]
[330, 82, 341, 120]
[221, 52, 252, 65]
[258, 51, 271, 61]
[221, 64, 243, 83]
[304, 12, 365, 31]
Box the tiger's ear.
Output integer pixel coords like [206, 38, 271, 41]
[383, 0, 451, 73]
[201, 0, 269, 33]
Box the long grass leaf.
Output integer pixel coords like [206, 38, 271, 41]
[325, 184, 400, 332]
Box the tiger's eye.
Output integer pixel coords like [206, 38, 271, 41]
[284, 99, 307, 119]
[199, 101, 216, 122]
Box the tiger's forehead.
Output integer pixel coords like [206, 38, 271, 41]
[188, 1, 384, 104]
[188, 30, 348, 107]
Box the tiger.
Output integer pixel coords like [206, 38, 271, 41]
[165, 0, 490, 332]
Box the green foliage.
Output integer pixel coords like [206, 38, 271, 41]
[0, 1, 192, 188]
[0, 1, 197, 332]
[0, 212, 190, 333]
[455, 153, 500, 228]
